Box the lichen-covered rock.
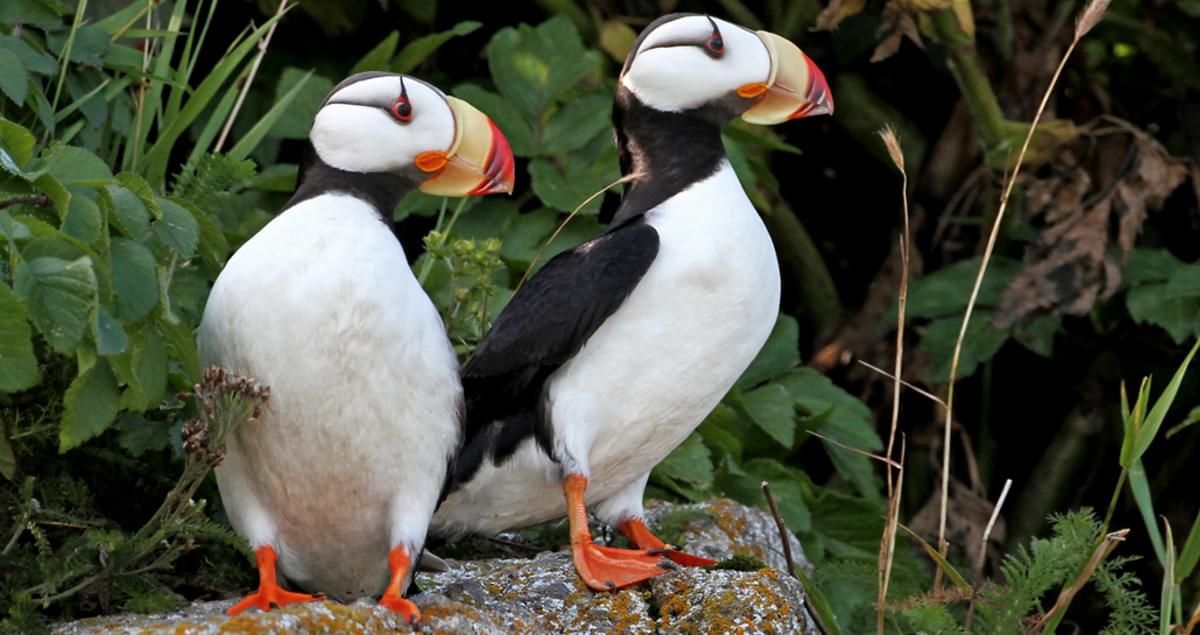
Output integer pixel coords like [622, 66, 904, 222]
[53, 499, 818, 634]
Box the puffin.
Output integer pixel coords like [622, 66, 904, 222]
[198, 72, 515, 620]
[431, 14, 833, 591]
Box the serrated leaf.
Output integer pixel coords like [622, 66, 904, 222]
[351, 31, 399, 74]
[0, 118, 36, 166]
[33, 172, 70, 214]
[919, 312, 1011, 382]
[1166, 262, 1200, 299]
[737, 314, 800, 389]
[93, 306, 128, 356]
[1127, 283, 1200, 344]
[14, 256, 97, 354]
[125, 326, 166, 410]
[652, 432, 714, 487]
[109, 238, 159, 321]
[393, 21, 481, 73]
[153, 198, 199, 257]
[1012, 313, 1060, 357]
[1125, 248, 1186, 286]
[60, 358, 121, 451]
[529, 143, 619, 215]
[0, 34, 57, 75]
[116, 172, 161, 219]
[157, 316, 200, 383]
[541, 95, 611, 155]
[717, 458, 812, 533]
[61, 191, 102, 243]
[105, 184, 149, 237]
[739, 384, 796, 448]
[116, 412, 171, 456]
[899, 256, 1022, 321]
[0, 48, 27, 105]
[0, 0, 63, 28]
[486, 16, 601, 118]
[0, 282, 40, 392]
[453, 83, 535, 157]
[42, 144, 113, 185]
[47, 25, 110, 68]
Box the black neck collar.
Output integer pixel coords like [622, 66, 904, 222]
[283, 143, 415, 218]
[605, 88, 731, 227]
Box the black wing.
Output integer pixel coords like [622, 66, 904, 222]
[448, 220, 660, 488]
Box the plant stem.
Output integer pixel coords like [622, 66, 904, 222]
[214, 0, 289, 153]
[930, 10, 1007, 155]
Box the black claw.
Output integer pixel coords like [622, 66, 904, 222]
[658, 559, 679, 571]
[605, 580, 617, 591]
[647, 548, 671, 556]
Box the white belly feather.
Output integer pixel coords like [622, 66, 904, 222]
[199, 194, 461, 600]
[433, 161, 780, 536]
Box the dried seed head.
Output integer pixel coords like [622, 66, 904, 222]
[1075, 0, 1111, 39]
[878, 125, 906, 173]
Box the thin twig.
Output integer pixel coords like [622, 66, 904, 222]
[0, 195, 52, 210]
[976, 478, 1013, 574]
[214, 0, 289, 152]
[856, 360, 949, 409]
[761, 481, 797, 578]
[936, 0, 1107, 579]
[806, 431, 903, 469]
[1029, 528, 1128, 632]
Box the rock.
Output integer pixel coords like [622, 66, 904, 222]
[53, 499, 819, 634]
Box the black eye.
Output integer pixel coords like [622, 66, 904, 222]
[390, 97, 413, 122]
[704, 15, 724, 57]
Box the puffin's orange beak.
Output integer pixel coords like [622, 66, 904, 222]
[417, 96, 516, 197]
[738, 31, 833, 125]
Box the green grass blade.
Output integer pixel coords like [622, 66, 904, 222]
[1121, 377, 1152, 468]
[898, 523, 972, 591]
[127, 0, 189, 171]
[1177, 504, 1200, 583]
[1133, 339, 1200, 462]
[183, 67, 244, 170]
[51, 0, 89, 115]
[1162, 519, 1176, 635]
[139, 11, 287, 189]
[226, 70, 312, 162]
[1130, 460, 1166, 564]
[795, 568, 841, 635]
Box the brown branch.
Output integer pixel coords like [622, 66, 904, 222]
[0, 195, 52, 210]
[761, 481, 797, 579]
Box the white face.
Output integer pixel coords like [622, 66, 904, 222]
[310, 74, 456, 174]
[620, 15, 771, 113]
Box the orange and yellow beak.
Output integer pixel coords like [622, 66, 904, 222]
[417, 96, 516, 197]
[738, 31, 833, 125]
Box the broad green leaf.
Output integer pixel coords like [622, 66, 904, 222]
[1125, 248, 1186, 286]
[1013, 313, 1060, 357]
[105, 184, 150, 237]
[116, 172, 161, 219]
[42, 144, 113, 185]
[0, 118, 36, 166]
[187, 202, 230, 270]
[0, 0, 62, 29]
[116, 412, 171, 456]
[499, 207, 558, 265]
[33, 173, 70, 214]
[738, 314, 801, 389]
[228, 70, 314, 161]
[781, 368, 877, 447]
[453, 83, 535, 157]
[652, 432, 714, 487]
[0, 34, 57, 76]
[14, 256, 97, 354]
[1166, 262, 1200, 299]
[351, 31, 399, 74]
[61, 191, 102, 243]
[47, 25, 110, 68]
[158, 316, 200, 383]
[393, 21, 482, 73]
[541, 94, 611, 155]
[94, 307, 128, 356]
[250, 163, 298, 192]
[1128, 283, 1200, 343]
[0, 48, 27, 105]
[267, 68, 335, 140]
[0, 283, 39, 392]
[109, 238, 159, 321]
[697, 404, 745, 461]
[809, 488, 887, 560]
[717, 458, 812, 533]
[738, 384, 796, 448]
[899, 256, 1022, 321]
[529, 146, 618, 216]
[124, 326, 167, 411]
[919, 312, 1011, 382]
[153, 198, 200, 257]
[60, 358, 121, 451]
[487, 17, 601, 118]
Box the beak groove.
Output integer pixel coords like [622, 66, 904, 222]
[418, 96, 517, 197]
[741, 31, 834, 125]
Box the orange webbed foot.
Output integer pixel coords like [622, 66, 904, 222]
[573, 540, 672, 591]
[619, 518, 718, 568]
[378, 545, 421, 622]
[226, 546, 323, 615]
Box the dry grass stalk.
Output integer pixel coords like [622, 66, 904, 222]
[875, 124, 911, 635]
[936, 0, 1111, 581]
[807, 430, 902, 469]
[214, 0, 290, 152]
[1027, 528, 1129, 632]
[761, 481, 798, 578]
[857, 360, 948, 409]
[976, 477, 1013, 574]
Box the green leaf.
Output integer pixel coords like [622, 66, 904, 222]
[116, 172, 161, 219]
[351, 31, 399, 74]
[93, 306, 128, 356]
[737, 314, 800, 389]
[0, 34, 58, 76]
[153, 198, 200, 257]
[61, 191, 102, 243]
[158, 316, 200, 383]
[0, 48, 28, 105]
[0, 0, 62, 29]
[1127, 283, 1200, 343]
[0, 431, 12, 480]
[453, 83, 535, 157]
[486, 16, 601, 118]
[717, 458, 812, 533]
[1125, 248, 1186, 286]
[1132, 338, 1200, 462]
[42, 144, 113, 185]
[0, 118, 36, 166]
[105, 184, 150, 238]
[393, 21, 482, 73]
[228, 70, 314, 161]
[48, 25, 110, 68]
[267, 68, 335, 140]
[116, 412, 171, 456]
[529, 148, 618, 215]
[900, 257, 1022, 321]
[541, 95, 611, 155]
[124, 326, 167, 411]
[1177, 503, 1200, 583]
[60, 358, 121, 451]
[14, 256, 97, 354]
[32, 172, 70, 214]
[1166, 405, 1200, 439]
[1166, 262, 1200, 299]
[109, 237, 159, 321]
[0, 282, 40, 392]
[652, 432, 714, 487]
[919, 312, 1011, 382]
[737, 384, 796, 448]
[1013, 313, 1060, 357]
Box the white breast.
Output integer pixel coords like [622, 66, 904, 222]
[199, 194, 461, 599]
[433, 161, 780, 536]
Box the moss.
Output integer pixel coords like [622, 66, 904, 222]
[707, 554, 768, 572]
[650, 507, 716, 547]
